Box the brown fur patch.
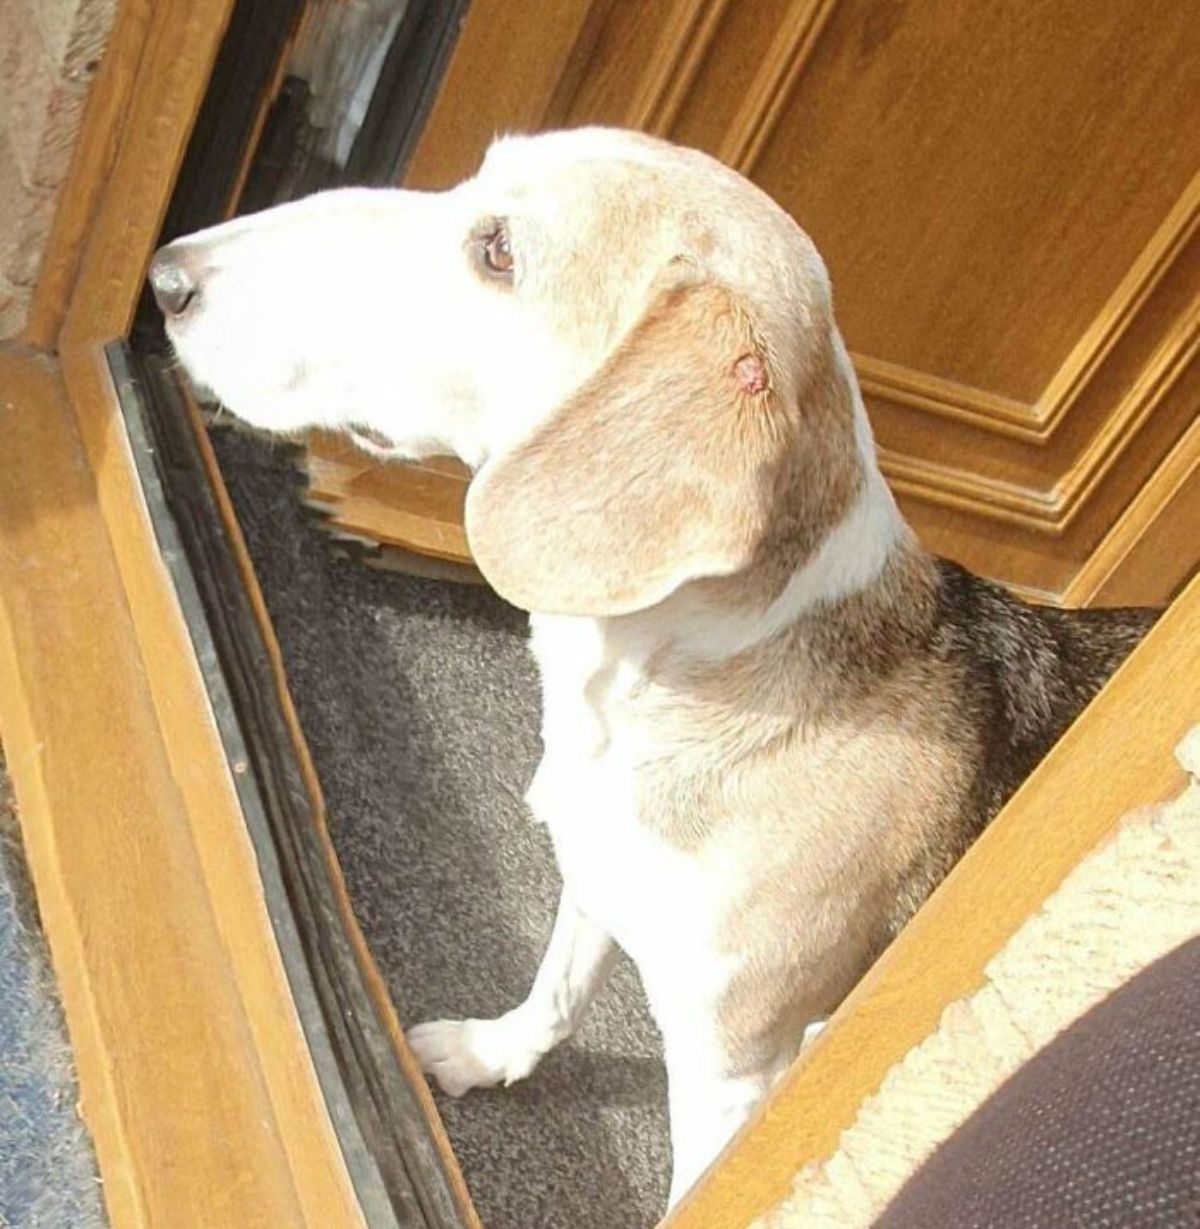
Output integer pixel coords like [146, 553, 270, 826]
[613, 542, 1154, 1072]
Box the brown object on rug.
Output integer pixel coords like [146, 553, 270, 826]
[300, 432, 480, 579]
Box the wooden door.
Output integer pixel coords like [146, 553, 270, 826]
[320, 0, 1199, 607]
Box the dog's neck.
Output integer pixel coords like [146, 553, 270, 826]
[530, 456, 931, 702]
[674, 461, 913, 660]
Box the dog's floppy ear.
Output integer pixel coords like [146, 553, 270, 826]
[465, 280, 796, 616]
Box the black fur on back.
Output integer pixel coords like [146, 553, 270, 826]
[931, 558, 1159, 852]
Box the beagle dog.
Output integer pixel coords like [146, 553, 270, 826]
[151, 128, 1156, 1211]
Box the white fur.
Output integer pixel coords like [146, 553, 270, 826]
[158, 128, 906, 1214]
[673, 479, 906, 661]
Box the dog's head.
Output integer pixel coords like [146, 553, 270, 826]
[154, 128, 880, 617]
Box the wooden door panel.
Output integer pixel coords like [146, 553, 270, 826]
[319, 0, 1198, 606]
[750, 0, 1198, 400]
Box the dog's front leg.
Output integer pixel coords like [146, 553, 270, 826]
[662, 1028, 797, 1209]
[664, 1071, 771, 1208]
[408, 891, 617, 1097]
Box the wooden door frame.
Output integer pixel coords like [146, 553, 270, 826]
[0, 1, 1195, 1226]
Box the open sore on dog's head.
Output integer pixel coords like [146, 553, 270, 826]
[155, 127, 866, 617]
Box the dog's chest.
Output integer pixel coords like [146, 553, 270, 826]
[526, 616, 721, 962]
[522, 614, 956, 1028]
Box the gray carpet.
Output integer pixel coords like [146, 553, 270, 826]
[212, 429, 671, 1229]
[0, 760, 107, 1229]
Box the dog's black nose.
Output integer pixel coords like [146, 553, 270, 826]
[149, 246, 199, 317]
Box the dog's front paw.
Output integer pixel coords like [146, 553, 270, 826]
[407, 1014, 544, 1097]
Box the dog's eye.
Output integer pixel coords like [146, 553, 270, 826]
[481, 223, 514, 276]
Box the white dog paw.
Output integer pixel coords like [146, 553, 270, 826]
[407, 1014, 544, 1097]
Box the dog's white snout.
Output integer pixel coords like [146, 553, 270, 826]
[149, 243, 202, 318]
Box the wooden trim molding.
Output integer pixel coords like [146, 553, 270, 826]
[663, 571, 1200, 1229]
[1062, 412, 1200, 608]
[874, 293, 1199, 536]
[717, 0, 838, 174]
[855, 353, 1035, 436]
[853, 173, 1200, 445]
[0, 347, 365, 1228]
[63, 0, 236, 353]
[878, 447, 1062, 532]
[19, 0, 164, 349]
[1057, 294, 1200, 527]
[627, 0, 733, 136]
[1034, 170, 1200, 438]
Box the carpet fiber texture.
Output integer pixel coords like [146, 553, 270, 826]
[212, 429, 671, 1229]
[0, 761, 106, 1229]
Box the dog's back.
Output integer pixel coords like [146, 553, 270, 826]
[887, 559, 1159, 934]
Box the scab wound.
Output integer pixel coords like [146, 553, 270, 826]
[733, 353, 769, 395]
